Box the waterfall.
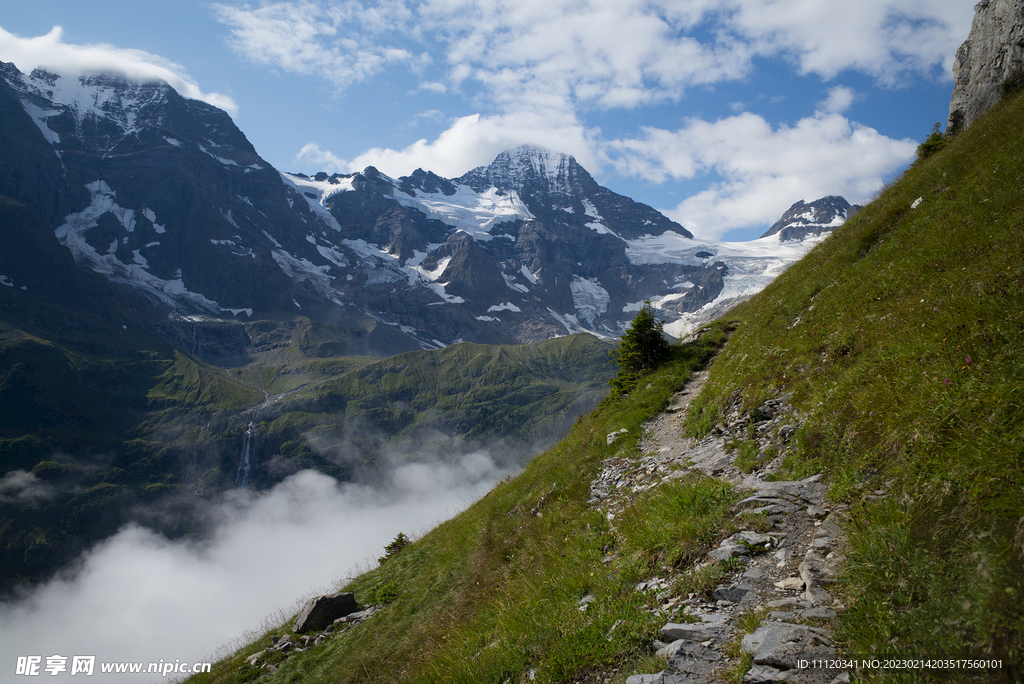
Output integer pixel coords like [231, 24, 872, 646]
[191, 325, 198, 355]
[235, 417, 254, 487]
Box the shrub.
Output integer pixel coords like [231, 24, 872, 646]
[1000, 65, 1024, 98]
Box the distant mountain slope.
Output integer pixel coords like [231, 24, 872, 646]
[0, 61, 844, 352]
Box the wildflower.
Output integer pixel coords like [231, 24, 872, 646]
[965, 356, 972, 365]
[943, 378, 953, 386]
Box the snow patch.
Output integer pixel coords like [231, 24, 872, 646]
[488, 302, 521, 313]
[54, 181, 224, 312]
[570, 277, 610, 326]
[280, 172, 353, 232]
[547, 308, 588, 335]
[393, 184, 532, 241]
[21, 102, 61, 144]
[418, 256, 451, 282]
[271, 249, 337, 303]
[519, 264, 539, 284]
[503, 274, 529, 293]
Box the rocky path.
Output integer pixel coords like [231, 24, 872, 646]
[591, 372, 855, 684]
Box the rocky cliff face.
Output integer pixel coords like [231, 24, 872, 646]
[948, 0, 1024, 132]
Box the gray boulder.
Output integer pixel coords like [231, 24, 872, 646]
[293, 592, 359, 633]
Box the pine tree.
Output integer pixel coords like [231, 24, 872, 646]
[609, 301, 669, 395]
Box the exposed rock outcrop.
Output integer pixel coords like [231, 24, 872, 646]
[948, 0, 1024, 132]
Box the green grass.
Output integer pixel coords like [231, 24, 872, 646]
[684, 91, 1024, 679]
[186, 321, 733, 684]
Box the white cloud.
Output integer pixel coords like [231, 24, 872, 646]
[0, 470, 56, 506]
[295, 141, 350, 173]
[213, 0, 967, 203]
[417, 81, 447, 94]
[818, 85, 856, 114]
[212, 0, 972, 110]
[0, 456, 509, 681]
[722, 0, 974, 84]
[297, 109, 601, 179]
[610, 111, 917, 239]
[0, 26, 238, 116]
[213, 1, 414, 88]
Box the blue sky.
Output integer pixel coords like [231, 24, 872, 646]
[1, 0, 975, 240]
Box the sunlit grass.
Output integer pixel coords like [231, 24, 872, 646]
[686, 91, 1024, 677]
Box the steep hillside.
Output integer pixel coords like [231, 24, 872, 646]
[684, 87, 1024, 672]
[188, 86, 1022, 683]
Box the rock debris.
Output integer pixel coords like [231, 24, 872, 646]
[589, 369, 872, 684]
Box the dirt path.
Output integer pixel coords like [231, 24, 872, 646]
[591, 370, 853, 684]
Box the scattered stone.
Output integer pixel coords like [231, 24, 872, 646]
[708, 544, 748, 561]
[713, 582, 756, 604]
[742, 623, 834, 668]
[592, 375, 850, 684]
[607, 428, 628, 446]
[774, 577, 804, 591]
[660, 614, 728, 643]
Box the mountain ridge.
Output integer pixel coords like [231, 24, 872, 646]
[0, 60, 850, 355]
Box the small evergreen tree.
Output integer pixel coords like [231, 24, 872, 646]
[378, 532, 410, 564]
[609, 301, 670, 395]
[913, 122, 947, 165]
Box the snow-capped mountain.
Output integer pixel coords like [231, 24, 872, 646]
[760, 196, 862, 242]
[0, 63, 855, 355]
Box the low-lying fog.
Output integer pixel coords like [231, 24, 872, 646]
[0, 451, 511, 682]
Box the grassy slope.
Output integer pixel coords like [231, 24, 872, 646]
[684, 91, 1024, 676]
[188, 323, 734, 684]
[191, 91, 1022, 683]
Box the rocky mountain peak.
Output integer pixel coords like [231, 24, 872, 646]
[459, 145, 587, 194]
[760, 196, 861, 242]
